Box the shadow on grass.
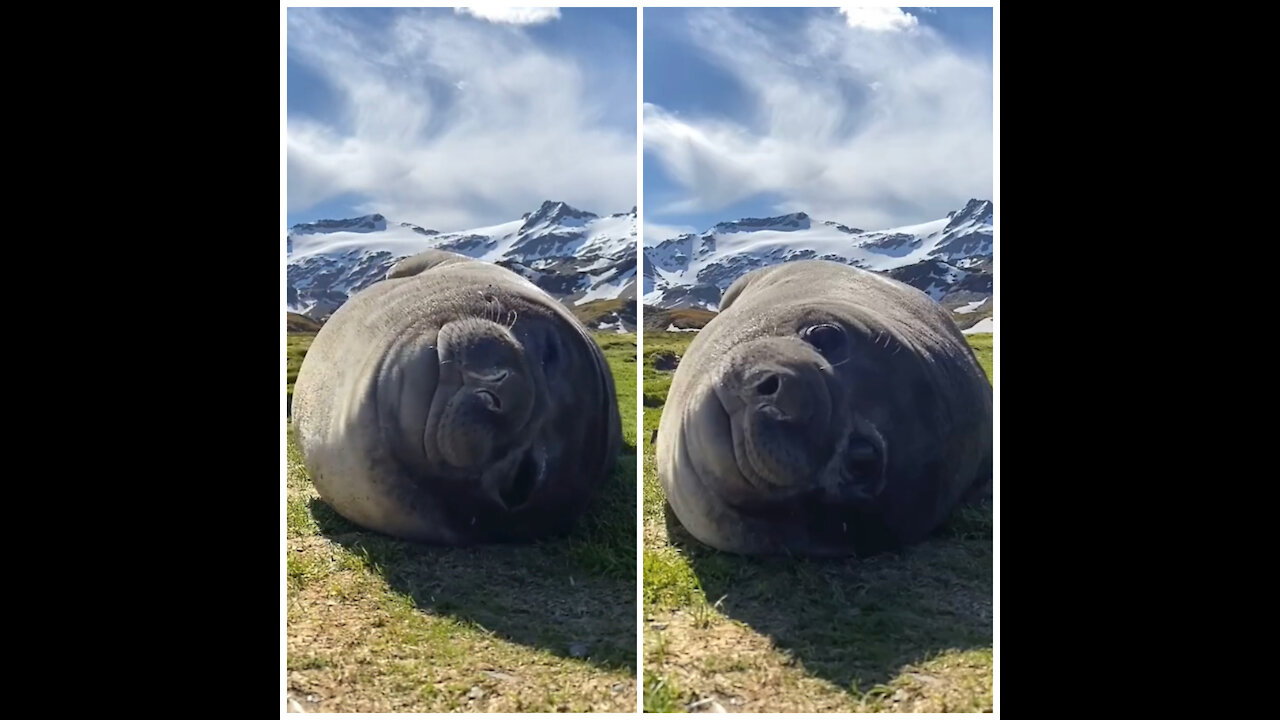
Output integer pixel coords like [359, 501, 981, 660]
[310, 456, 638, 673]
[665, 500, 992, 696]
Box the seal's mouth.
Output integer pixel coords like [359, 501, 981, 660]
[499, 447, 545, 509]
[825, 429, 888, 501]
[845, 438, 881, 482]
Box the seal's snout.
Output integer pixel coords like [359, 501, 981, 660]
[714, 338, 839, 490]
[739, 366, 816, 424]
[464, 367, 516, 414]
[434, 319, 537, 470]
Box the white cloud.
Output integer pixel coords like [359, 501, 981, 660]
[643, 222, 697, 246]
[644, 9, 991, 229]
[454, 7, 560, 25]
[838, 7, 918, 32]
[287, 9, 633, 231]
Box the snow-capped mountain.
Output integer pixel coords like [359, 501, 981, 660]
[288, 201, 637, 320]
[643, 199, 993, 311]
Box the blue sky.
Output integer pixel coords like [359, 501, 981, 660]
[643, 7, 993, 243]
[286, 7, 636, 231]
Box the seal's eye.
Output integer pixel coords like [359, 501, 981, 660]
[801, 323, 846, 356]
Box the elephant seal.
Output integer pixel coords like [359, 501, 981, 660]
[656, 260, 992, 557]
[292, 249, 622, 544]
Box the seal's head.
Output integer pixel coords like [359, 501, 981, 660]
[702, 316, 888, 507]
[658, 261, 992, 557]
[403, 308, 606, 511]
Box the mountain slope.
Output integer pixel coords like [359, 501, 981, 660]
[643, 199, 993, 311]
[287, 201, 637, 320]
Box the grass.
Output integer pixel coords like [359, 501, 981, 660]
[285, 334, 312, 411]
[641, 329, 994, 713]
[966, 332, 993, 376]
[285, 331, 638, 712]
[286, 311, 323, 333]
[642, 305, 717, 331]
[572, 297, 638, 329]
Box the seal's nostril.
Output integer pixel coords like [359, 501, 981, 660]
[847, 439, 877, 464]
[756, 374, 780, 396]
[476, 389, 502, 411]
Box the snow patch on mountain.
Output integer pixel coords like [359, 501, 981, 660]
[595, 319, 630, 334]
[289, 221, 451, 263]
[575, 264, 637, 305]
[954, 298, 989, 314]
[963, 317, 995, 335]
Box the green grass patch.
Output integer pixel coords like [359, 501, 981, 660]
[287, 311, 323, 333]
[642, 548, 702, 609]
[642, 305, 717, 331]
[286, 333, 315, 411]
[642, 671, 686, 713]
[966, 333, 993, 381]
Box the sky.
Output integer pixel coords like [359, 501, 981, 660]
[286, 7, 637, 231]
[643, 7, 993, 245]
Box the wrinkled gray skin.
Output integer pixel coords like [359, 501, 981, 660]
[293, 250, 621, 544]
[657, 260, 992, 557]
